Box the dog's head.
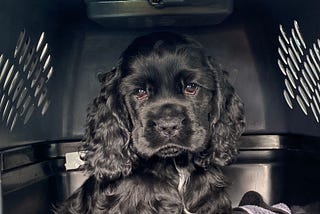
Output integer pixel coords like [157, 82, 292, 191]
[82, 32, 245, 181]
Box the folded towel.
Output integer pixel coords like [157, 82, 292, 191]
[233, 191, 291, 214]
[235, 204, 291, 214]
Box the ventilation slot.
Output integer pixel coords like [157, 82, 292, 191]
[278, 21, 320, 123]
[0, 30, 54, 131]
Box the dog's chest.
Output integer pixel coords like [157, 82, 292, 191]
[128, 160, 197, 213]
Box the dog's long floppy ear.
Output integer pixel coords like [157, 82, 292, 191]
[195, 57, 245, 168]
[210, 58, 245, 166]
[81, 65, 137, 181]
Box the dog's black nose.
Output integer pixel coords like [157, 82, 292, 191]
[154, 117, 184, 137]
[149, 103, 187, 137]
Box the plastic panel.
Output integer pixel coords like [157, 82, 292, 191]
[0, 0, 319, 149]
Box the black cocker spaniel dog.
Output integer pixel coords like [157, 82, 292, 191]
[57, 32, 245, 214]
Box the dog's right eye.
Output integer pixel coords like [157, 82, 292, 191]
[135, 89, 148, 100]
[184, 83, 198, 95]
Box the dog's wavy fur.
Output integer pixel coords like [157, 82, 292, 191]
[57, 32, 245, 214]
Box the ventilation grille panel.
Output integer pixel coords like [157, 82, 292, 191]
[278, 21, 320, 123]
[0, 30, 53, 131]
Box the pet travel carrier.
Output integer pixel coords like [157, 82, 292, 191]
[0, 0, 319, 213]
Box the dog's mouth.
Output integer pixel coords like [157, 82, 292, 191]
[156, 145, 185, 157]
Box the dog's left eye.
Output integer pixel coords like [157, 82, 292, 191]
[135, 89, 148, 100]
[184, 83, 198, 95]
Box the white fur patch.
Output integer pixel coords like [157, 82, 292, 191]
[174, 160, 194, 214]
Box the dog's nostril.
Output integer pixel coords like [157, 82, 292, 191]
[159, 126, 165, 131]
[181, 118, 187, 125]
[147, 120, 157, 127]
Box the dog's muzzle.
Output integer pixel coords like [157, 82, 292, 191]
[143, 103, 193, 157]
